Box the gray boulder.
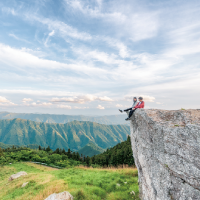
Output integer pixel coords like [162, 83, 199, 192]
[130, 109, 200, 200]
[45, 191, 73, 200]
[8, 171, 27, 181]
[21, 182, 29, 187]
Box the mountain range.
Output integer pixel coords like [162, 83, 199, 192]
[0, 118, 129, 151]
[0, 112, 127, 125]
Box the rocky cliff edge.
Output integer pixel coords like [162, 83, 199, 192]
[130, 109, 200, 200]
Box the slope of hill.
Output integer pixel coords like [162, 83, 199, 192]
[0, 119, 129, 151]
[90, 136, 134, 167]
[78, 142, 105, 157]
[0, 111, 127, 125]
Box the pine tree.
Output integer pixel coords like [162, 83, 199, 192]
[86, 156, 91, 166]
[76, 152, 80, 160]
[0, 147, 3, 156]
[67, 148, 71, 158]
[62, 149, 66, 154]
[83, 156, 86, 162]
[54, 148, 60, 154]
[46, 146, 51, 152]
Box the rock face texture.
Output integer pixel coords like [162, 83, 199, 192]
[45, 191, 73, 200]
[8, 171, 27, 181]
[130, 109, 200, 200]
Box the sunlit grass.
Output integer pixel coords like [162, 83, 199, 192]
[0, 162, 140, 200]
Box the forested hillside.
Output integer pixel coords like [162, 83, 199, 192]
[78, 142, 105, 157]
[0, 112, 127, 125]
[90, 136, 134, 167]
[0, 119, 129, 151]
[0, 135, 134, 168]
[0, 143, 39, 149]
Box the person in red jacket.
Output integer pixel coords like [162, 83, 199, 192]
[125, 97, 145, 120]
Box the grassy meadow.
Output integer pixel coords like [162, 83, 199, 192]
[0, 162, 139, 200]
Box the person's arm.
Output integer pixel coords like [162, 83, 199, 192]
[133, 102, 139, 109]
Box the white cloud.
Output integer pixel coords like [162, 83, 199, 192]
[49, 30, 55, 36]
[30, 102, 52, 107]
[74, 106, 89, 109]
[98, 96, 113, 101]
[0, 96, 9, 103]
[51, 95, 113, 104]
[0, 89, 72, 96]
[116, 104, 123, 108]
[2, 7, 16, 15]
[9, 33, 31, 43]
[0, 96, 16, 106]
[156, 102, 163, 105]
[57, 105, 71, 109]
[30, 16, 92, 41]
[22, 98, 33, 103]
[0, 43, 107, 76]
[44, 30, 55, 46]
[142, 95, 156, 103]
[97, 105, 105, 109]
[64, 0, 159, 41]
[125, 95, 155, 102]
[102, 37, 130, 58]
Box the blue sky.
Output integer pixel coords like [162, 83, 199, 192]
[0, 0, 200, 115]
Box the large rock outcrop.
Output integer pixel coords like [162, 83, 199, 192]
[130, 109, 200, 200]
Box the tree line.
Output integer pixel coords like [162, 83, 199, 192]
[0, 136, 134, 168]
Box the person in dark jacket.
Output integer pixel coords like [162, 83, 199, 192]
[119, 97, 137, 113]
[125, 97, 145, 120]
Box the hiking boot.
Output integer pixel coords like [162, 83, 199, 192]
[125, 118, 130, 121]
[119, 109, 123, 113]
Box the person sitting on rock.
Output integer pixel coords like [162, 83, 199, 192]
[124, 97, 144, 120]
[119, 97, 138, 114]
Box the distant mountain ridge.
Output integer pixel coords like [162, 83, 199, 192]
[0, 118, 129, 151]
[0, 112, 127, 125]
[78, 142, 105, 157]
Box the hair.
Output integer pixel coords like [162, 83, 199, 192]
[138, 97, 143, 100]
[133, 97, 137, 100]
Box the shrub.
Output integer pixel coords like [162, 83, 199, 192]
[74, 190, 85, 200]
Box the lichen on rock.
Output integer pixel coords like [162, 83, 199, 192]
[130, 109, 200, 200]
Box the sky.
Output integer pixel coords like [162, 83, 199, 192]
[0, 0, 200, 115]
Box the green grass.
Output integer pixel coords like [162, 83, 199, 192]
[0, 162, 139, 200]
[174, 124, 179, 127]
